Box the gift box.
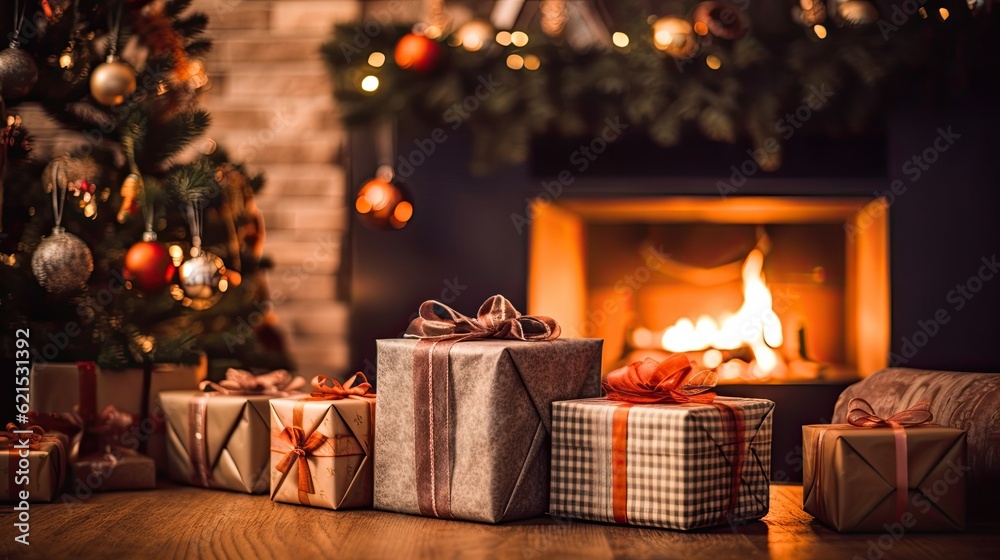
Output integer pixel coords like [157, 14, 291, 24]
[0, 425, 68, 503]
[29, 359, 206, 471]
[29, 406, 158, 492]
[374, 295, 603, 523]
[269, 374, 375, 509]
[803, 399, 967, 532]
[548, 356, 773, 530]
[71, 448, 156, 492]
[162, 369, 305, 494]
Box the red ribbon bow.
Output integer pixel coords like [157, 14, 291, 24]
[0, 423, 46, 448]
[274, 426, 328, 494]
[309, 373, 372, 400]
[846, 398, 933, 428]
[199, 368, 306, 395]
[603, 355, 718, 404]
[405, 294, 561, 341]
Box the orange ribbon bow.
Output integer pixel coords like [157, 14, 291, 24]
[405, 294, 561, 341]
[0, 423, 46, 448]
[603, 354, 718, 404]
[199, 368, 306, 395]
[309, 372, 372, 400]
[274, 426, 328, 494]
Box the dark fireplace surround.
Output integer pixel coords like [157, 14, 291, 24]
[347, 101, 1000, 481]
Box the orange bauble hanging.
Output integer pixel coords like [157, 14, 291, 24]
[394, 33, 442, 72]
[124, 235, 176, 293]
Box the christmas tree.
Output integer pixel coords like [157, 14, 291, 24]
[0, 0, 291, 376]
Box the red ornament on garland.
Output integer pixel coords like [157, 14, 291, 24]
[123, 233, 175, 293]
[394, 33, 442, 72]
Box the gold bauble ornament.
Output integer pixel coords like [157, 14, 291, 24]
[652, 18, 698, 60]
[90, 57, 137, 106]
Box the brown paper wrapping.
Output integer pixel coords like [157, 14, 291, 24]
[802, 424, 967, 532]
[269, 396, 374, 509]
[374, 338, 603, 523]
[71, 448, 156, 492]
[28, 360, 207, 471]
[0, 432, 68, 503]
[161, 391, 273, 494]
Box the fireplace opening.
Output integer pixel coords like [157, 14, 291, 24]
[529, 197, 889, 383]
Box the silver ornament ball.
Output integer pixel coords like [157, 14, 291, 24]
[90, 58, 137, 106]
[179, 251, 222, 300]
[0, 46, 39, 99]
[31, 228, 94, 295]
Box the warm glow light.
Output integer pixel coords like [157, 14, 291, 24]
[496, 31, 512, 46]
[654, 28, 673, 47]
[632, 327, 654, 348]
[218, 278, 229, 292]
[361, 75, 380, 92]
[458, 20, 494, 51]
[355, 196, 373, 214]
[703, 349, 724, 369]
[359, 179, 393, 211]
[507, 54, 525, 70]
[693, 21, 709, 35]
[612, 32, 629, 47]
[919, 7, 928, 18]
[659, 249, 785, 375]
[424, 25, 442, 39]
[523, 54, 541, 70]
[813, 24, 828, 39]
[368, 52, 386, 67]
[393, 201, 414, 223]
[706, 55, 722, 70]
[939, 7, 950, 19]
[510, 31, 529, 47]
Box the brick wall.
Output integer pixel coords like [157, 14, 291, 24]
[193, 0, 372, 376]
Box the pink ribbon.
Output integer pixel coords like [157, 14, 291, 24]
[199, 368, 305, 396]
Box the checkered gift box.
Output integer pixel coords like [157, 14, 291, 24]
[550, 396, 774, 530]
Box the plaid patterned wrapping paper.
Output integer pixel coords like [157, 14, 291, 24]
[550, 396, 774, 530]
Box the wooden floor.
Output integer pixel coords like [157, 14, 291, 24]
[3, 484, 997, 559]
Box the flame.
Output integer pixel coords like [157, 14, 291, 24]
[659, 249, 784, 375]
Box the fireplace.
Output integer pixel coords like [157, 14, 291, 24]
[529, 197, 890, 382]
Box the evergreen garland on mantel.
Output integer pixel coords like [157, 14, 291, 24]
[323, 0, 993, 174]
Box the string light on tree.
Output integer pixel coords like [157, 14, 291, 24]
[693, 1, 748, 40]
[836, 1, 879, 26]
[456, 20, 494, 52]
[652, 17, 698, 59]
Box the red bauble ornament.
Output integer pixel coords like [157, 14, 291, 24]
[394, 34, 442, 72]
[124, 239, 175, 293]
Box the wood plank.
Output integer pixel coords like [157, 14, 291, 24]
[2, 484, 997, 559]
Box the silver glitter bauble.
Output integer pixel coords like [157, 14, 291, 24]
[179, 251, 222, 300]
[0, 46, 39, 99]
[31, 227, 94, 295]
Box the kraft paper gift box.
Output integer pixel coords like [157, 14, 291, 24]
[0, 425, 68, 503]
[802, 398, 967, 532]
[28, 408, 156, 492]
[28, 360, 206, 471]
[269, 374, 375, 510]
[374, 295, 603, 523]
[548, 356, 774, 530]
[162, 369, 305, 494]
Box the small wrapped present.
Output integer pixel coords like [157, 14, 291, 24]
[162, 369, 305, 494]
[803, 398, 967, 532]
[29, 407, 156, 492]
[29, 360, 206, 471]
[549, 355, 774, 530]
[0, 423, 68, 503]
[269, 373, 375, 509]
[375, 295, 603, 523]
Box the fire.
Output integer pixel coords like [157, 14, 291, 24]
[659, 249, 784, 375]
